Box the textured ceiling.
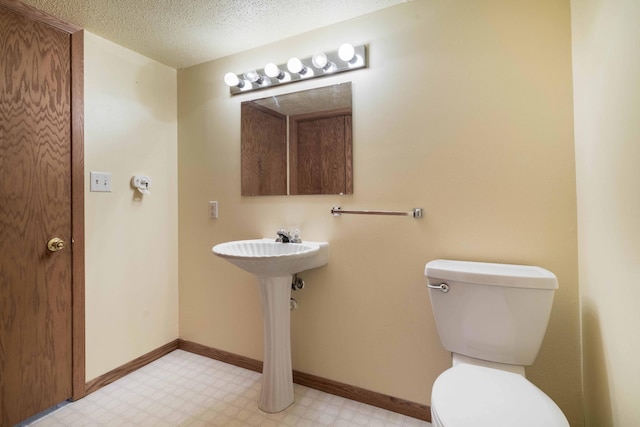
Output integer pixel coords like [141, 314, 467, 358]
[17, 0, 408, 69]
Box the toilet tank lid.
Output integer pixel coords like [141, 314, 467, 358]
[424, 259, 558, 290]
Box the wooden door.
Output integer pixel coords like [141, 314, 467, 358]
[289, 110, 353, 195]
[0, 6, 75, 425]
[241, 102, 287, 196]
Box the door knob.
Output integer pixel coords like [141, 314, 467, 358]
[47, 237, 66, 252]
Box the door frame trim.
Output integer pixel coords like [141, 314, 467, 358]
[0, 0, 86, 401]
[70, 29, 86, 401]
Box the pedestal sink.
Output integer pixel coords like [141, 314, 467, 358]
[212, 238, 329, 412]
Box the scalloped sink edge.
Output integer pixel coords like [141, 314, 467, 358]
[212, 238, 329, 277]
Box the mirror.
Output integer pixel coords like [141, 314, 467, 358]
[241, 83, 353, 196]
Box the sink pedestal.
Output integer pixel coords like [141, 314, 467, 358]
[211, 239, 329, 412]
[256, 275, 294, 413]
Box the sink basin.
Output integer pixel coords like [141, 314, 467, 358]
[212, 239, 329, 277]
[212, 238, 329, 413]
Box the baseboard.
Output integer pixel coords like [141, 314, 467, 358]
[292, 369, 431, 422]
[84, 339, 179, 395]
[178, 339, 431, 422]
[178, 339, 263, 373]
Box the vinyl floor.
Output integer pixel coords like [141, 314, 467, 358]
[29, 350, 432, 427]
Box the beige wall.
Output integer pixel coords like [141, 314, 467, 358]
[572, 0, 640, 425]
[84, 32, 179, 380]
[178, 1, 582, 424]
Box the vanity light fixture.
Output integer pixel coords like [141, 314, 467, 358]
[224, 43, 367, 95]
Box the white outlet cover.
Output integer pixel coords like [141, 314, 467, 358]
[209, 201, 218, 219]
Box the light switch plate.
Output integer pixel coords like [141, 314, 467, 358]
[90, 171, 112, 192]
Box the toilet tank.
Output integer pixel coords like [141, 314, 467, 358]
[425, 259, 558, 366]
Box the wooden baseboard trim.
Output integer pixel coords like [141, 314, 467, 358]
[178, 339, 431, 422]
[84, 339, 179, 395]
[178, 339, 263, 373]
[292, 370, 431, 422]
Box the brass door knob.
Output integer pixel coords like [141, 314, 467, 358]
[47, 237, 66, 252]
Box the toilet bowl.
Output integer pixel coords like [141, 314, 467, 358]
[431, 364, 568, 427]
[424, 260, 569, 427]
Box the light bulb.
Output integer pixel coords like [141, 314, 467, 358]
[224, 72, 242, 87]
[312, 53, 328, 69]
[287, 57, 314, 77]
[242, 69, 270, 87]
[264, 63, 285, 80]
[312, 52, 336, 73]
[243, 70, 260, 83]
[287, 57, 305, 74]
[338, 43, 356, 62]
[338, 43, 364, 67]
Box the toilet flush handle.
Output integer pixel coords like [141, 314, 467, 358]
[427, 283, 450, 293]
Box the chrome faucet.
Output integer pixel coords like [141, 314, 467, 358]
[276, 228, 301, 243]
[276, 229, 291, 243]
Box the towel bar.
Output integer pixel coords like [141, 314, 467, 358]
[330, 206, 422, 218]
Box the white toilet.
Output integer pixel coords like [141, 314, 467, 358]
[424, 259, 569, 427]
